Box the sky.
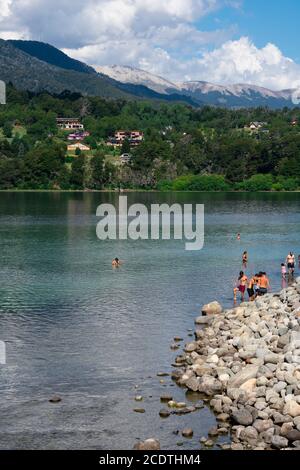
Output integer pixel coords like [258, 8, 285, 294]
[0, 0, 300, 89]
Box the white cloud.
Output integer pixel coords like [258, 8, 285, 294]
[0, 1, 300, 90]
[0, 0, 11, 18]
[191, 37, 300, 90]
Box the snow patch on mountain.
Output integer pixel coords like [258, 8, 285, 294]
[180, 81, 294, 99]
[94, 65, 180, 94]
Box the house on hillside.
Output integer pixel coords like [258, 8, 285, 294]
[67, 131, 90, 141]
[244, 121, 268, 132]
[67, 142, 90, 152]
[107, 130, 144, 148]
[57, 118, 84, 130]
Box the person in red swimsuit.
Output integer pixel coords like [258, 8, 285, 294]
[234, 271, 248, 302]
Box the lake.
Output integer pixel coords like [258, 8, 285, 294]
[0, 191, 299, 449]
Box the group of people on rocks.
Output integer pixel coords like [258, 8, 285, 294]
[234, 238, 298, 303]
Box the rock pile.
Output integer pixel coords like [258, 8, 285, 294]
[173, 278, 300, 450]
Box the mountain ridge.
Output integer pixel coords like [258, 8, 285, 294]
[0, 39, 198, 106]
[98, 65, 298, 108]
[0, 39, 298, 108]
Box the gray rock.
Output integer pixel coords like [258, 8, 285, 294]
[271, 435, 289, 449]
[232, 409, 254, 426]
[253, 419, 273, 433]
[228, 365, 259, 389]
[185, 376, 200, 392]
[286, 429, 300, 441]
[202, 301, 222, 316]
[184, 342, 197, 353]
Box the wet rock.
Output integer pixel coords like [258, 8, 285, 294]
[174, 336, 183, 342]
[160, 394, 173, 402]
[182, 428, 194, 438]
[204, 440, 214, 447]
[168, 400, 177, 408]
[134, 408, 146, 413]
[159, 409, 171, 418]
[49, 396, 62, 403]
[134, 439, 160, 450]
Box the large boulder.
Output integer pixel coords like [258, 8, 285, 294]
[201, 301, 222, 316]
[228, 365, 259, 389]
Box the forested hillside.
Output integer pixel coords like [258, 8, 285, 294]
[0, 85, 300, 191]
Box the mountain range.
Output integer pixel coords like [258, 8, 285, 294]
[96, 65, 297, 109]
[0, 39, 298, 109]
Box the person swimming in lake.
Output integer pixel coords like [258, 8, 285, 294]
[112, 258, 121, 267]
[237, 233, 241, 241]
[242, 251, 248, 267]
[234, 271, 248, 302]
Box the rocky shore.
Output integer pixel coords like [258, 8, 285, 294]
[172, 278, 300, 450]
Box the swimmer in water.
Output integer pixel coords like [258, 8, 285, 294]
[112, 258, 121, 267]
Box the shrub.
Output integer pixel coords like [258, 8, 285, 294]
[170, 174, 231, 191]
[243, 174, 274, 192]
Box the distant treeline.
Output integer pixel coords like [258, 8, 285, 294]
[0, 85, 300, 190]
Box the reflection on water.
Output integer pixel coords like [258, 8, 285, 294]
[0, 191, 299, 449]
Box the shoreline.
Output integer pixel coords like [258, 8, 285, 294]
[0, 189, 300, 194]
[170, 280, 300, 450]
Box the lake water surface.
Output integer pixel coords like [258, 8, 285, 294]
[0, 192, 299, 449]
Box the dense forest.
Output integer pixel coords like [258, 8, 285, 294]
[0, 84, 300, 191]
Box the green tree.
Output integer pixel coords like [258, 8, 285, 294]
[121, 138, 131, 154]
[70, 155, 85, 188]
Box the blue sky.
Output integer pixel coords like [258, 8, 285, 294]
[0, 0, 300, 89]
[199, 0, 300, 61]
